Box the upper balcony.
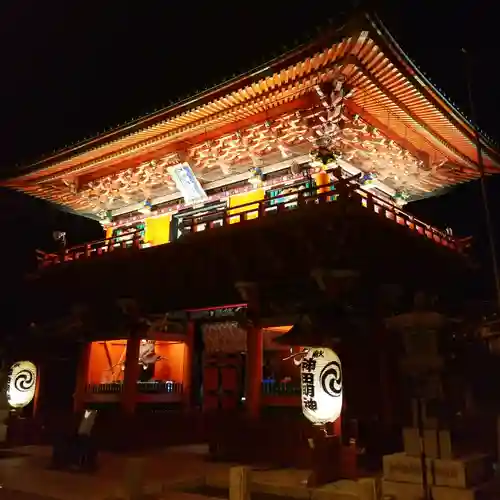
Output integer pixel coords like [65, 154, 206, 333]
[36, 177, 468, 271]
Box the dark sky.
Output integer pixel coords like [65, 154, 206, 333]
[0, 0, 499, 286]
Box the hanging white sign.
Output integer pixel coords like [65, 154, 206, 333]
[6, 361, 37, 409]
[299, 347, 342, 425]
[168, 163, 208, 204]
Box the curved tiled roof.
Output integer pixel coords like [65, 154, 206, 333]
[3, 11, 499, 211]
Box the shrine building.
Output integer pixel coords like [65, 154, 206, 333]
[2, 11, 499, 460]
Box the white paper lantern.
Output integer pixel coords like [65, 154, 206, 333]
[299, 347, 342, 425]
[7, 361, 37, 409]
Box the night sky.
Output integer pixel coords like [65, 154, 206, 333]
[0, 0, 498, 289]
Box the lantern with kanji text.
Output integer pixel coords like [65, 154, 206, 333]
[298, 347, 342, 426]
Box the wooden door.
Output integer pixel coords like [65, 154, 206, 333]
[203, 361, 220, 411]
[202, 354, 241, 411]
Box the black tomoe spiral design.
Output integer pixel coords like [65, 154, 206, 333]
[319, 361, 342, 397]
[13, 369, 35, 392]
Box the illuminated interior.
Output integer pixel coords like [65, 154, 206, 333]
[87, 339, 186, 389]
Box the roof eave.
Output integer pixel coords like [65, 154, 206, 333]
[365, 11, 500, 167]
[6, 9, 500, 187]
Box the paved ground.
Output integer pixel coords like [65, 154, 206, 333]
[0, 444, 247, 499]
[0, 445, 379, 500]
[0, 491, 58, 500]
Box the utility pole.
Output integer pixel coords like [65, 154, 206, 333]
[462, 48, 500, 311]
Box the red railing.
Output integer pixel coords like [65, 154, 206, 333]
[36, 180, 469, 269]
[36, 228, 145, 268]
[171, 180, 467, 252]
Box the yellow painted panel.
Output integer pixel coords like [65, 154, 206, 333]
[228, 189, 264, 224]
[105, 227, 113, 240]
[144, 214, 172, 246]
[313, 172, 330, 193]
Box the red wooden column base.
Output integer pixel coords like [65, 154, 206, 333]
[121, 337, 141, 415]
[246, 326, 263, 418]
[73, 343, 91, 413]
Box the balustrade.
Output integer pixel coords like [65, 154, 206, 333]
[261, 380, 301, 396]
[36, 179, 466, 269]
[261, 380, 301, 407]
[86, 381, 183, 394]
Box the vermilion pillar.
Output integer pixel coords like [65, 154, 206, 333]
[246, 326, 263, 418]
[32, 365, 41, 418]
[121, 337, 141, 414]
[73, 343, 91, 412]
[182, 321, 195, 410]
[236, 281, 263, 418]
[333, 416, 342, 437]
